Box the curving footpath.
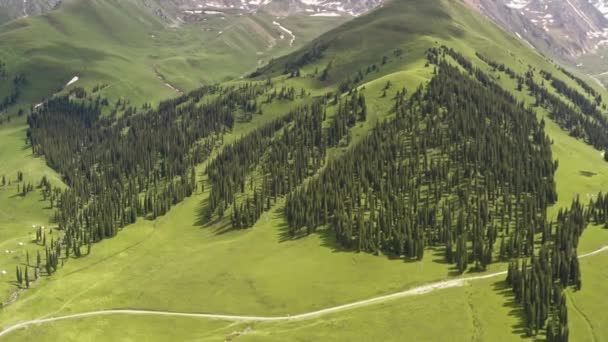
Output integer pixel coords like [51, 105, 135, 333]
[1, 245, 607, 338]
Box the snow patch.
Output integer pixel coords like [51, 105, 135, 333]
[272, 21, 295, 47]
[506, 0, 529, 10]
[65, 76, 79, 87]
[310, 12, 341, 17]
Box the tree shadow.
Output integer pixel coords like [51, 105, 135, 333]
[193, 189, 256, 235]
[430, 245, 449, 264]
[491, 279, 541, 340]
[578, 170, 597, 178]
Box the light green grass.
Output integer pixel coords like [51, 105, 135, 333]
[0, 120, 62, 302]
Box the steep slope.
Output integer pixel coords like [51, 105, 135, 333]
[254, 0, 557, 86]
[462, 0, 608, 87]
[466, 0, 608, 61]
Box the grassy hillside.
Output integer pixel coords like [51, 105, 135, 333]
[0, 0, 346, 116]
[1, 0, 608, 341]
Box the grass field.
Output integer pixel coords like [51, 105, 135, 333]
[0, 119, 62, 305]
[1, 0, 608, 340]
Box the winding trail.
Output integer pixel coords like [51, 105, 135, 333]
[1, 245, 607, 338]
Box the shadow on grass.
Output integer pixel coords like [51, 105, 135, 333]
[579, 170, 597, 178]
[490, 280, 544, 340]
[195, 195, 235, 235]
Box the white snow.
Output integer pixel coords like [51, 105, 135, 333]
[506, 0, 529, 10]
[310, 12, 341, 17]
[272, 21, 296, 47]
[300, 0, 322, 5]
[592, 0, 608, 18]
[65, 76, 79, 87]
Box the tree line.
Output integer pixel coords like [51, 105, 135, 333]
[286, 54, 557, 272]
[439, 46, 592, 342]
[207, 89, 364, 229]
[26, 81, 289, 268]
[506, 199, 586, 340]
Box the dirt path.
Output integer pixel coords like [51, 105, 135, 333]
[1, 244, 607, 338]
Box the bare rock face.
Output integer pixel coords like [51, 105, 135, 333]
[0, 0, 382, 27]
[465, 0, 608, 63]
[0, 0, 62, 24]
[164, 0, 383, 18]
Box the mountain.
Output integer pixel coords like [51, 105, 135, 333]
[464, 0, 608, 60]
[0, 0, 355, 114]
[0, 0, 382, 26]
[0, 0, 61, 24]
[160, 0, 382, 17]
[462, 0, 608, 86]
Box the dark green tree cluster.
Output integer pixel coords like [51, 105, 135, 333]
[0, 72, 26, 114]
[338, 70, 366, 93]
[283, 41, 330, 75]
[27, 82, 273, 260]
[556, 66, 600, 102]
[525, 72, 608, 150]
[232, 102, 327, 228]
[467, 50, 608, 152]
[506, 199, 585, 339]
[426, 46, 473, 72]
[15, 265, 32, 288]
[286, 59, 556, 269]
[207, 109, 301, 219]
[262, 86, 299, 103]
[326, 91, 366, 146]
[583, 191, 608, 227]
[475, 52, 518, 79]
[0, 60, 6, 79]
[207, 99, 336, 229]
[539, 70, 603, 118]
[249, 41, 329, 77]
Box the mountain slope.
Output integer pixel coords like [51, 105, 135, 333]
[462, 0, 608, 87]
[159, 0, 382, 17]
[0, 0, 61, 24]
[466, 0, 608, 60]
[254, 0, 569, 87]
[0, 0, 349, 116]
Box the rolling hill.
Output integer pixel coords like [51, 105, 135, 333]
[0, 0, 349, 119]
